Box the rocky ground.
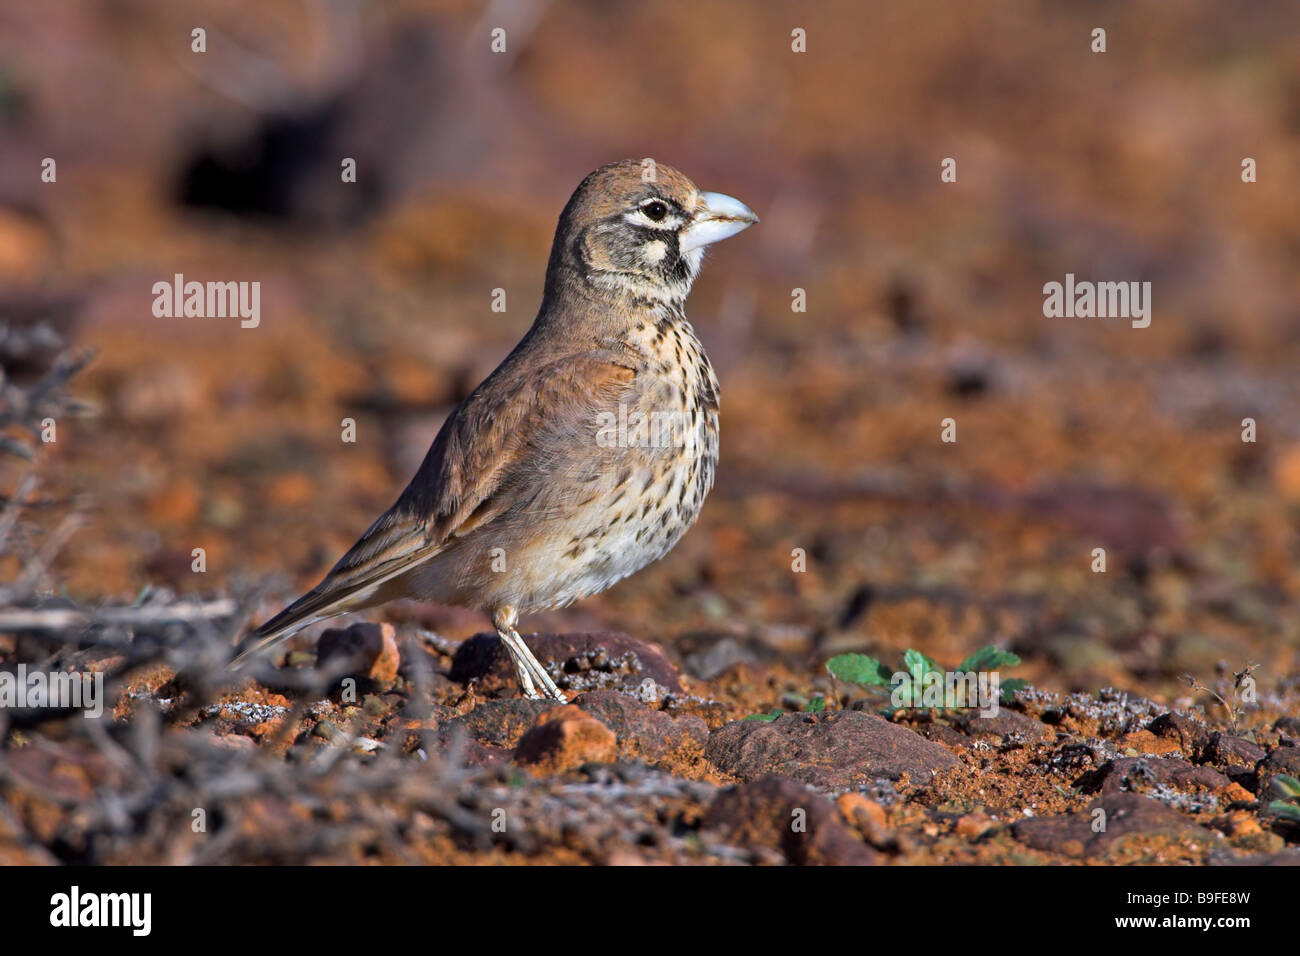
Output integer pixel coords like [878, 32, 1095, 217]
[2, 1, 1300, 865]
[2, 618, 1298, 865]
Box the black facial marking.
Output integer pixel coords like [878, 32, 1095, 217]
[665, 246, 692, 283]
[572, 190, 697, 302]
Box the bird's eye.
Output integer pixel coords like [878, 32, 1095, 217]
[641, 200, 669, 222]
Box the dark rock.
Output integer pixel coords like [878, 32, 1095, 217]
[1148, 712, 1209, 752]
[317, 622, 400, 690]
[1012, 793, 1213, 859]
[1078, 757, 1230, 795]
[1200, 732, 1266, 770]
[431, 724, 510, 769]
[952, 709, 1053, 743]
[1047, 742, 1108, 774]
[174, 25, 493, 229]
[1225, 767, 1258, 793]
[921, 723, 970, 748]
[573, 690, 707, 765]
[703, 776, 879, 865]
[705, 711, 960, 789]
[440, 698, 562, 749]
[449, 632, 683, 696]
[946, 358, 993, 398]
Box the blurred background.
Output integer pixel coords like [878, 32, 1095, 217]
[3, 0, 1299, 702]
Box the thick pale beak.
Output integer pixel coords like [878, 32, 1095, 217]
[679, 191, 759, 254]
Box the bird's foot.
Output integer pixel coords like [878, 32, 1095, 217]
[499, 629, 568, 703]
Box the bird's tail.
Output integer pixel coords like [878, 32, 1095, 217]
[232, 506, 443, 670]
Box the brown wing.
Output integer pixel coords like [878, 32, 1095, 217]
[232, 350, 636, 667]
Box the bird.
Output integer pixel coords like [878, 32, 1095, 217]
[232, 160, 758, 701]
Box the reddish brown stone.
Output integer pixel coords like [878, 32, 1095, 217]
[1078, 757, 1230, 795]
[573, 689, 707, 765]
[317, 622, 400, 690]
[706, 711, 960, 789]
[440, 698, 564, 749]
[1012, 793, 1214, 859]
[836, 793, 892, 846]
[952, 709, 1052, 743]
[1200, 732, 1267, 771]
[704, 776, 879, 865]
[954, 811, 995, 839]
[513, 705, 617, 773]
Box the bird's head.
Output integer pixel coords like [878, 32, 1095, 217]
[547, 160, 758, 311]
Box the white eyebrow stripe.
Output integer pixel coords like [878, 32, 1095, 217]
[622, 210, 685, 230]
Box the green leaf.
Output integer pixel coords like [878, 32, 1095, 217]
[958, 645, 1022, 673]
[1266, 800, 1300, 822]
[806, 695, 826, 713]
[999, 678, 1030, 704]
[743, 710, 784, 722]
[1270, 774, 1300, 800]
[826, 653, 891, 687]
[903, 648, 939, 680]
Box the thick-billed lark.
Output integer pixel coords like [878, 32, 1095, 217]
[233, 161, 758, 701]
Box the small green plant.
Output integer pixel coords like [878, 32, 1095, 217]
[743, 693, 826, 721]
[741, 646, 1028, 721]
[826, 645, 1029, 711]
[1264, 774, 1300, 824]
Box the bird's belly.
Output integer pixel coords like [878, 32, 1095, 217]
[515, 420, 717, 610]
[413, 408, 717, 614]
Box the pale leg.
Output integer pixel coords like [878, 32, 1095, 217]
[492, 606, 568, 702]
